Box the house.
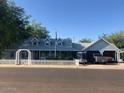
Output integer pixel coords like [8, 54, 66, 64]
[1, 37, 124, 63]
[2, 37, 83, 60]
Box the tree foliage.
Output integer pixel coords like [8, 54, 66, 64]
[0, 0, 30, 50]
[26, 20, 49, 39]
[0, 0, 49, 56]
[101, 31, 124, 48]
[79, 38, 92, 43]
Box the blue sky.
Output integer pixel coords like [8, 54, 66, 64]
[15, 0, 124, 42]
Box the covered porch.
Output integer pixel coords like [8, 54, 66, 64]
[20, 50, 77, 60]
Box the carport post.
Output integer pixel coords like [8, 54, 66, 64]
[115, 52, 117, 61]
[117, 52, 120, 62]
[100, 51, 104, 56]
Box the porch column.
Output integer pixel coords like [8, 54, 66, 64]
[31, 51, 34, 60]
[60, 51, 61, 59]
[38, 50, 40, 60]
[39, 51, 40, 60]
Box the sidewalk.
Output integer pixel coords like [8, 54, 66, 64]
[0, 64, 124, 70]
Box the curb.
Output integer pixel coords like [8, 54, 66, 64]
[0, 64, 124, 70]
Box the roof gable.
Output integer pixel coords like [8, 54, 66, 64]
[83, 38, 120, 52]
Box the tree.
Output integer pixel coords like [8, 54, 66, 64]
[0, 0, 51, 58]
[0, 0, 30, 51]
[79, 38, 92, 43]
[0, 0, 49, 57]
[26, 20, 49, 39]
[101, 31, 124, 48]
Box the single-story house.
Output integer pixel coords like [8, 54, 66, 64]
[1, 37, 124, 63]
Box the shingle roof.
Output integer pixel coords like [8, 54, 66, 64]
[18, 38, 84, 51]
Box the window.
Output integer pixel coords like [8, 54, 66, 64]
[33, 42, 37, 45]
[57, 39, 63, 46]
[46, 42, 50, 46]
[32, 38, 38, 46]
[38, 42, 41, 45]
[58, 42, 63, 46]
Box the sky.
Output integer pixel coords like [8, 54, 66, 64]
[14, 0, 124, 42]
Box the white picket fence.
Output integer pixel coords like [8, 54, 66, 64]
[0, 59, 15, 64]
[31, 60, 76, 65]
[0, 59, 79, 66]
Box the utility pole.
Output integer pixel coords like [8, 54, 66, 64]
[54, 32, 57, 59]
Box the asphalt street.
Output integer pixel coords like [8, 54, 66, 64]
[0, 68, 124, 93]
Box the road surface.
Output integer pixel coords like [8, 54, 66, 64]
[0, 68, 124, 93]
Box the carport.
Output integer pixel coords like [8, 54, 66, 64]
[103, 51, 116, 61]
[86, 51, 100, 63]
[82, 38, 121, 63]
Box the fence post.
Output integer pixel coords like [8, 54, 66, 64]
[75, 59, 79, 67]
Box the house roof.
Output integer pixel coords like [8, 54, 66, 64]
[19, 44, 82, 51]
[7, 37, 122, 52]
[82, 38, 121, 52]
[18, 38, 84, 51]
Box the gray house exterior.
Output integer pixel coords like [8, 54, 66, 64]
[1, 37, 124, 63]
[2, 38, 83, 60]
